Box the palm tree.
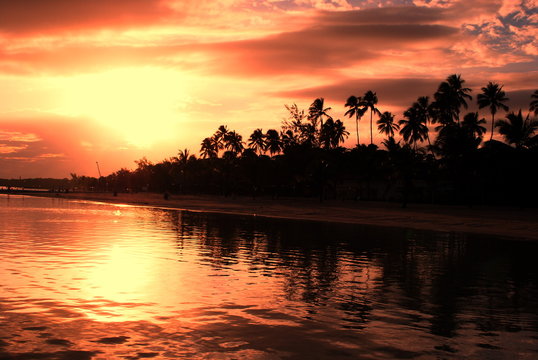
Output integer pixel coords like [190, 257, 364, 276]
[248, 128, 266, 155]
[432, 74, 472, 124]
[345, 95, 365, 147]
[530, 90, 538, 116]
[399, 107, 428, 150]
[200, 137, 217, 158]
[376, 111, 399, 139]
[411, 96, 435, 156]
[332, 119, 349, 148]
[321, 118, 349, 149]
[265, 129, 282, 155]
[446, 74, 473, 111]
[462, 112, 487, 140]
[477, 82, 509, 141]
[361, 90, 381, 145]
[177, 148, 190, 162]
[223, 130, 244, 155]
[496, 110, 538, 149]
[213, 125, 228, 152]
[308, 98, 332, 130]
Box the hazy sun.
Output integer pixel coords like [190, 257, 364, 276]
[56, 67, 190, 147]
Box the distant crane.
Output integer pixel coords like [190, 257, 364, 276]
[96, 162, 102, 178]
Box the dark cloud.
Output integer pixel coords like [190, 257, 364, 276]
[317, 6, 448, 25]
[319, 1, 501, 25]
[271, 78, 443, 107]
[0, 0, 175, 34]
[0, 17, 459, 76]
[504, 89, 538, 114]
[203, 23, 458, 76]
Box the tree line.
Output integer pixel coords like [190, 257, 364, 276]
[70, 75, 538, 207]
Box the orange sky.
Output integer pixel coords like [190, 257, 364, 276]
[0, 0, 537, 178]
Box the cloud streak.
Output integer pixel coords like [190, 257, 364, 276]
[0, 0, 176, 35]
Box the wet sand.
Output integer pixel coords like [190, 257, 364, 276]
[29, 192, 538, 241]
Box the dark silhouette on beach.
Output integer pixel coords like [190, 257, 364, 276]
[2, 75, 537, 207]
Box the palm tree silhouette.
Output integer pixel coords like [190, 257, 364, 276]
[177, 148, 192, 166]
[248, 128, 266, 155]
[411, 96, 436, 156]
[446, 74, 472, 110]
[321, 118, 349, 149]
[361, 91, 381, 145]
[530, 90, 538, 116]
[265, 129, 282, 155]
[432, 74, 472, 125]
[223, 130, 244, 155]
[308, 98, 332, 130]
[200, 137, 218, 158]
[477, 82, 509, 141]
[399, 107, 428, 151]
[376, 111, 399, 139]
[462, 112, 487, 140]
[213, 125, 229, 153]
[496, 110, 538, 149]
[345, 95, 366, 147]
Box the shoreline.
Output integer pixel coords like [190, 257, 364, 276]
[13, 191, 538, 241]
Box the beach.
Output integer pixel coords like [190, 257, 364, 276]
[22, 192, 538, 241]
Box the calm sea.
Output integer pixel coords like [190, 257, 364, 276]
[0, 194, 537, 359]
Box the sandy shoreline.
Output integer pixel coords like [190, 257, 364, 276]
[19, 192, 538, 241]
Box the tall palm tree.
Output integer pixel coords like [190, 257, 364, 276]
[308, 98, 332, 130]
[265, 129, 282, 155]
[399, 107, 428, 150]
[411, 96, 436, 156]
[477, 82, 509, 141]
[361, 90, 381, 145]
[432, 74, 472, 125]
[248, 128, 266, 155]
[213, 125, 228, 152]
[496, 110, 538, 149]
[530, 90, 538, 116]
[446, 74, 473, 111]
[223, 130, 244, 155]
[200, 137, 218, 158]
[376, 111, 399, 139]
[344, 95, 365, 147]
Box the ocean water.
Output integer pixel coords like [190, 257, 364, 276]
[0, 194, 537, 359]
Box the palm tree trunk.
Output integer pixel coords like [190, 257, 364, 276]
[355, 115, 360, 147]
[370, 110, 374, 145]
[489, 113, 495, 141]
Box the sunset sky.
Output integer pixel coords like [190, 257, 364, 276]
[0, 0, 537, 178]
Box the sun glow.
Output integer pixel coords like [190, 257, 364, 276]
[55, 67, 191, 147]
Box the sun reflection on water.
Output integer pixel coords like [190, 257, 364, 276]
[1, 195, 538, 359]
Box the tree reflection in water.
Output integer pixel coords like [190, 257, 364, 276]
[1, 197, 537, 359]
